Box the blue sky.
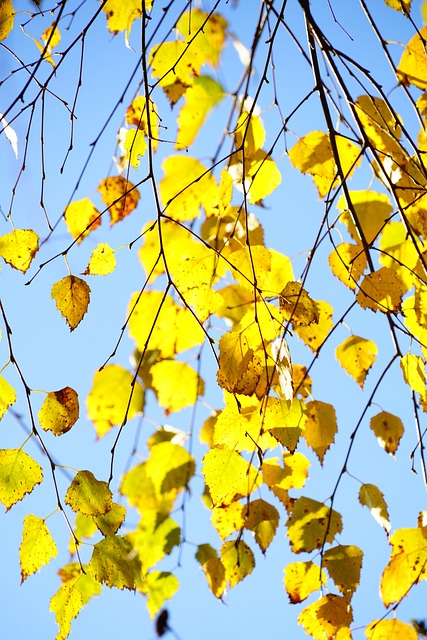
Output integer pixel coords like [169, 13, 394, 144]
[2, 1, 427, 639]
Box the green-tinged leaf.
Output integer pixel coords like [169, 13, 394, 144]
[141, 571, 179, 619]
[65, 470, 112, 517]
[221, 540, 255, 588]
[20, 515, 57, 582]
[323, 545, 363, 600]
[50, 584, 84, 640]
[286, 497, 343, 553]
[202, 448, 261, 506]
[89, 535, 142, 590]
[128, 512, 180, 573]
[38, 387, 79, 436]
[0, 449, 43, 510]
[176, 76, 223, 148]
[95, 502, 126, 537]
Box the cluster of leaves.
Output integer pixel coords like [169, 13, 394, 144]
[3, 0, 427, 639]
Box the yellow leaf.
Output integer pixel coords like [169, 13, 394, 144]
[221, 540, 255, 587]
[35, 23, 61, 67]
[400, 353, 426, 395]
[201, 557, 226, 598]
[289, 131, 361, 197]
[304, 400, 337, 464]
[160, 156, 218, 220]
[150, 360, 204, 414]
[247, 150, 282, 203]
[50, 584, 84, 640]
[65, 470, 112, 517]
[354, 96, 402, 156]
[102, 0, 145, 35]
[149, 41, 203, 104]
[174, 254, 223, 321]
[0, 449, 43, 510]
[284, 561, 326, 604]
[365, 619, 417, 640]
[94, 502, 126, 537]
[298, 594, 353, 640]
[175, 9, 227, 67]
[217, 331, 263, 396]
[234, 111, 266, 158]
[0, 0, 14, 41]
[279, 281, 319, 326]
[64, 198, 101, 242]
[202, 448, 261, 506]
[294, 300, 333, 352]
[90, 535, 142, 591]
[263, 398, 307, 453]
[370, 411, 404, 456]
[128, 290, 205, 358]
[20, 515, 57, 582]
[212, 502, 244, 539]
[397, 26, 427, 89]
[359, 483, 391, 534]
[51, 275, 90, 331]
[336, 336, 378, 388]
[242, 499, 279, 552]
[323, 545, 363, 600]
[286, 497, 342, 553]
[0, 376, 16, 419]
[38, 386, 79, 436]
[141, 571, 179, 619]
[126, 96, 159, 151]
[128, 512, 180, 573]
[87, 364, 144, 438]
[380, 527, 427, 606]
[83, 243, 116, 276]
[176, 76, 223, 149]
[262, 453, 310, 499]
[98, 175, 140, 225]
[379, 221, 419, 289]
[0, 229, 39, 273]
[124, 127, 146, 169]
[338, 190, 393, 245]
[211, 403, 276, 453]
[271, 338, 294, 405]
[356, 266, 407, 312]
[57, 562, 102, 604]
[328, 243, 367, 291]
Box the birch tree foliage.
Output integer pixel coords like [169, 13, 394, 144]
[2, 0, 427, 638]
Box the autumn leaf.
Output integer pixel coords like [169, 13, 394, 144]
[124, 127, 146, 169]
[304, 400, 337, 464]
[175, 9, 227, 67]
[160, 156, 218, 220]
[284, 561, 326, 604]
[94, 502, 126, 538]
[51, 275, 90, 331]
[323, 545, 363, 600]
[141, 571, 179, 619]
[397, 26, 427, 89]
[335, 335, 378, 388]
[83, 243, 116, 276]
[65, 470, 112, 517]
[286, 497, 342, 553]
[38, 386, 79, 436]
[365, 619, 417, 640]
[279, 281, 319, 326]
[126, 96, 159, 150]
[50, 584, 84, 640]
[64, 198, 101, 242]
[356, 266, 407, 312]
[211, 502, 244, 539]
[20, 515, 57, 582]
[102, 0, 145, 38]
[98, 175, 140, 225]
[217, 331, 263, 396]
[263, 398, 307, 453]
[0, 376, 16, 419]
[221, 540, 255, 588]
[359, 483, 391, 535]
[247, 150, 282, 204]
[400, 353, 426, 395]
[370, 411, 404, 455]
[299, 594, 353, 640]
[149, 41, 203, 104]
[89, 535, 142, 590]
[0, 449, 43, 510]
[176, 76, 223, 149]
[294, 300, 334, 352]
[0, 0, 14, 41]
[150, 360, 204, 414]
[262, 453, 310, 497]
[380, 527, 427, 606]
[0, 229, 39, 272]
[354, 97, 402, 156]
[329, 243, 367, 290]
[242, 499, 279, 552]
[202, 448, 261, 506]
[128, 512, 180, 573]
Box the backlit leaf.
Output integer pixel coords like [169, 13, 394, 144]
[264, 398, 307, 453]
[202, 448, 261, 506]
[359, 483, 391, 534]
[129, 512, 180, 573]
[0, 229, 39, 273]
[65, 470, 112, 517]
[335, 336, 378, 388]
[126, 96, 159, 151]
[294, 300, 333, 352]
[370, 411, 404, 455]
[38, 386, 79, 436]
[304, 400, 337, 464]
[235, 111, 266, 158]
[328, 243, 367, 290]
[379, 221, 419, 289]
[286, 497, 343, 553]
[380, 527, 427, 606]
[102, 0, 145, 36]
[20, 515, 57, 582]
[298, 594, 353, 640]
[338, 190, 393, 245]
[0, 0, 14, 41]
[365, 619, 417, 640]
[50, 584, 84, 640]
[124, 127, 146, 169]
[262, 453, 310, 499]
[271, 337, 293, 405]
[0, 376, 16, 419]
[247, 150, 282, 204]
[90, 535, 142, 591]
[57, 562, 102, 604]
[51, 275, 90, 331]
[400, 353, 426, 395]
[176, 76, 223, 149]
[356, 266, 406, 312]
[87, 364, 144, 438]
[64, 198, 101, 242]
[149, 41, 202, 104]
[83, 243, 116, 276]
[354, 96, 402, 155]
[212, 502, 244, 539]
[201, 557, 226, 598]
[150, 360, 204, 414]
[323, 545, 363, 600]
[175, 9, 227, 67]
[217, 331, 263, 396]
[160, 156, 218, 221]
[94, 502, 126, 537]
[141, 571, 179, 619]
[284, 561, 326, 604]
[279, 281, 319, 326]
[0, 449, 43, 510]
[397, 26, 427, 89]
[242, 499, 279, 552]
[221, 540, 255, 588]
[98, 176, 140, 225]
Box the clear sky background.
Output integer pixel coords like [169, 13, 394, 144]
[1, 1, 427, 639]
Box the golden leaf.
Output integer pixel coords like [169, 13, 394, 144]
[124, 127, 146, 169]
[0, 449, 43, 510]
[0, 229, 39, 273]
[221, 540, 255, 588]
[242, 499, 279, 552]
[217, 331, 263, 396]
[279, 281, 319, 326]
[89, 535, 142, 591]
[323, 545, 363, 600]
[356, 266, 406, 312]
[102, 0, 145, 35]
[64, 198, 101, 242]
[176, 76, 223, 149]
[0, 376, 16, 419]
[359, 483, 391, 534]
[0, 0, 14, 41]
[329, 243, 367, 291]
[284, 561, 326, 604]
[380, 527, 427, 606]
[149, 41, 203, 104]
[379, 221, 419, 290]
[397, 26, 427, 89]
[298, 594, 353, 640]
[126, 96, 159, 151]
[234, 111, 266, 158]
[65, 470, 112, 517]
[400, 353, 426, 395]
[83, 243, 116, 276]
[370, 411, 404, 456]
[98, 175, 140, 225]
[304, 400, 337, 464]
[286, 497, 342, 553]
[263, 398, 307, 453]
[128, 512, 180, 573]
[20, 515, 57, 582]
[335, 336, 378, 388]
[247, 150, 282, 204]
[354, 96, 402, 156]
[150, 360, 204, 414]
[140, 571, 179, 619]
[94, 502, 126, 537]
[38, 386, 79, 436]
[201, 557, 226, 599]
[262, 453, 310, 502]
[50, 584, 84, 640]
[337, 190, 393, 245]
[202, 448, 261, 506]
[294, 300, 333, 352]
[175, 9, 227, 67]
[212, 502, 244, 539]
[160, 156, 218, 220]
[365, 619, 417, 640]
[51, 275, 90, 331]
